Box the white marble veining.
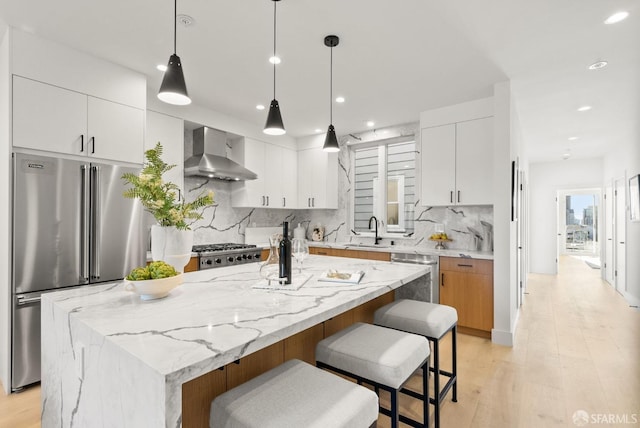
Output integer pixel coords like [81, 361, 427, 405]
[41, 255, 429, 428]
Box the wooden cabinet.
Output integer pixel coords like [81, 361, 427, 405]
[182, 367, 226, 428]
[309, 246, 391, 262]
[145, 110, 184, 199]
[283, 324, 324, 365]
[12, 75, 144, 163]
[184, 257, 199, 273]
[420, 116, 493, 206]
[439, 256, 493, 338]
[297, 147, 338, 209]
[231, 138, 297, 208]
[226, 342, 284, 390]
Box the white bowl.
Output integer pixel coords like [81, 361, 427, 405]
[125, 274, 183, 300]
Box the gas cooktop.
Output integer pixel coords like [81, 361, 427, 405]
[193, 243, 262, 270]
[192, 243, 257, 253]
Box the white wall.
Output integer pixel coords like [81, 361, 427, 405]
[0, 29, 11, 394]
[529, 158, 603, 274]
[491, 81, 520, 346]
[603, 140, 640, 306]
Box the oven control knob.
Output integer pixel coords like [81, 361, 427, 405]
[215, 258, 222, 264]
[246, 254, 252, 260]
[236, 256, 242, 261]
[255, 253, 262, 260]
[205, 259, 213, 265]
[227, 257, 234, 263]
[242, 254, 248, 260]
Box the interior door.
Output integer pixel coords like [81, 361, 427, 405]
[604, 184, 614, 285]
[614, 178, 626, 293]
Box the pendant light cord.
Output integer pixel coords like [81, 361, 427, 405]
[173, 0, 177, 54]
[273, 0, 277, 100]
[329, 45, 333, 125]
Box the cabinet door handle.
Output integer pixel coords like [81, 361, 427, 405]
[261, 196, 265, 206]
[308, 197, 311, 207]
[282, 197, 286, 207]
[441, 273, 445, 286]
[457, 264, 473, 267]
[177, 189, 181, 202]
[90, 136, 95, 154]
[266, 196, 269, 206]
[80, 135, 84, 152]
[450, 191, 453, 203]
[312, 197, 315, 207]
[457, 190, 460, 203]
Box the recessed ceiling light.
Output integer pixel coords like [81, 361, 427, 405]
[604, 11, 629, 24]
[577, 105, 592, 112]
[588, 61, 608, 70]
[269, 56, 281, 64]
[157, 64, 168, 72]
[366, 121, 375, 127]
[256, 104, 265, 110]
[568, 137, 579, 141]
[335, 96, 345, 103]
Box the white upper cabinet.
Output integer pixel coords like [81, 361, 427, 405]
[10, 29, 146, 163]
[297, 147, 338, 209]
[13, 76, 87, 155]
[231, 138, 297, 208]
[419, 98, 494, 206]
[145, 110, 184, 199]
[455, 117, 494, 205]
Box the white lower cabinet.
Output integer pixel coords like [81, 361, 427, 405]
[420, 116, 493, 206]
[297, 147, 338, 209]
[231, 138, 297, 208]
[145, 110, 184, 199]
[12, 75, 144, 163]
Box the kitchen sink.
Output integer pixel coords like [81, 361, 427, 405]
[349, 243, 390, 249]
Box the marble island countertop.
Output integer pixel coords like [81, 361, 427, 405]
[41, 255, 430, 427]
[307, 240, 494, 260]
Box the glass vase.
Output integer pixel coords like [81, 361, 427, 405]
[259, 234, 281, 284]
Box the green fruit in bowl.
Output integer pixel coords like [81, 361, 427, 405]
[126, 261, 178, 281]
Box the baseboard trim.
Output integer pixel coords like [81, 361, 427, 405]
[491, 328, 514, 346]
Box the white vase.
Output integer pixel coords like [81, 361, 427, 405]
[150, 225, 194, 273]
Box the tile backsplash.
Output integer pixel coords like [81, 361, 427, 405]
[177, 122, 493, 252]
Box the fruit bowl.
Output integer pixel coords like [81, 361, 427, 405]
[428, 237, 452, 249]
[124, 274, 183, 300]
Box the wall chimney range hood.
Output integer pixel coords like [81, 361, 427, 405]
[184, 127, 257, 181]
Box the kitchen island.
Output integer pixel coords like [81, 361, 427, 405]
[41, 255, 430, 428]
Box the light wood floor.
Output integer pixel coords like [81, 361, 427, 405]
[1, 255, 638, 428]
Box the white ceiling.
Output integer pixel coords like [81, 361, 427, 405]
[0, 0, 638, 163]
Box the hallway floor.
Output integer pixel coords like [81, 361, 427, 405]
[1, 255, 639, 427]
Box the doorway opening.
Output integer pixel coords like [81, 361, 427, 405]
[558, 189, 601, 260]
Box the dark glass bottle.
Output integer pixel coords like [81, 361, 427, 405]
[279, 221, 292, 284]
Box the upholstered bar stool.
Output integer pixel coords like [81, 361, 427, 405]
[374, 299, 458, 428]
[316, 322, 430, 428]
[210, 359, 378, 428]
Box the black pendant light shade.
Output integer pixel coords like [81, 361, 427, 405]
[264, 0, 286, 135]
[264, 99, 286, 135]
[158, 0, 191, 105]
[158, 53, 190, 105]
[324, 124, 339, 152]
[323, 35, 340, 152]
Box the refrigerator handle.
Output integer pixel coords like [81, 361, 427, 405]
[91, 165, 101, 280]
[16, 295, 41, 306]
[80, 165, 90, 281]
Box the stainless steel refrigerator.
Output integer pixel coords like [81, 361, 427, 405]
[11, 153, 144, 391]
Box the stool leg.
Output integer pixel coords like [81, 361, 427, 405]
[433, 339, 440, 428]
[423, 362, 429, 428]
[391, 389, 399, 428]
[452, 326, 458, 402]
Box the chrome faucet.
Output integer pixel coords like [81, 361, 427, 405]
[368, 216, 382, 245]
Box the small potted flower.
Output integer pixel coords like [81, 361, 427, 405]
[122, 143, 214, 271]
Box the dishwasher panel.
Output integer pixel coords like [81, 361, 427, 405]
[391, 253, 438, 303]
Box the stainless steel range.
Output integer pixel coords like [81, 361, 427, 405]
[193, 243, 262, 270]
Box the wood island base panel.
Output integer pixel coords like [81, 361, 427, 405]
[41, 255, 429, 428]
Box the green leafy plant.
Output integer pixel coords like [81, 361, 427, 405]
[122, 143, 214, 230]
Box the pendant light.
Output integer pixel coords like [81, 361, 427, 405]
[323, 35, 340, 152]
[158, 0, 191, 105]
[263, 0, 286, 135]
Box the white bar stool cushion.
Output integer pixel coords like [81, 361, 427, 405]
[316, 322, 429, 389]
[374, 299, 458, 339]
[210, 359, 378, 428]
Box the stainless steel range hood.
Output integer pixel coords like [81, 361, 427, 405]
[184, 127, 258, 181]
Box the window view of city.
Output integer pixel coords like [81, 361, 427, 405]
[565, 194, 599, 255]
